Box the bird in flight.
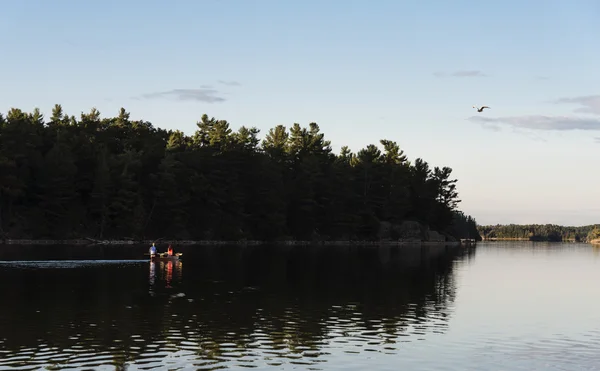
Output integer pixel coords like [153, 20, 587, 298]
[473, 105, 490, 112]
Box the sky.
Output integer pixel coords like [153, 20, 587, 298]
[1, 0, 599, 226]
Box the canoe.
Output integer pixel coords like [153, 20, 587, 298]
[150, 253, 182, 262]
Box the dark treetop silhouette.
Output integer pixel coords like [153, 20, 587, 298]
[0, 105, 479, 241]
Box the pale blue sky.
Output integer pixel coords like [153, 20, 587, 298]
[1, 0, 599, 226]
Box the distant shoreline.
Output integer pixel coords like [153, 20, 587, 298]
[481, 237, 530, 241]
[482, 237, 592, 243]
[0, 238, 476, 247]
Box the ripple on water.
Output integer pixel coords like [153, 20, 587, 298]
[4, 325, 599, 371]
[0, 260, 146, 269]
[4, 244, 600, 371]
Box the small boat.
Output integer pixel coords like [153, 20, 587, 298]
[150, 252, 183, 262]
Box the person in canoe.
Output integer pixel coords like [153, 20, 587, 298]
[149, 242, 157, 257]
[167, 244, 173, 256]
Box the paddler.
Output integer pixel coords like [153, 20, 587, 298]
[149, 242, 157, 257]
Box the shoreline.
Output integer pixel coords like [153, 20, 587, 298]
[0, 238, 475, 247]
[482, 237, 530, 241]
[482, 237, 590, 243]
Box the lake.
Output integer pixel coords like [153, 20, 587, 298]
[1, 241, 600, 370]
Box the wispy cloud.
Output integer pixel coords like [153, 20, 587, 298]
[218, 80, 241, 86]
[510, 127, 548, 142]
[478, 122, 502, 132]
[534, 76, 550, 81]
[433, 70, 486, 78]
[555, 95, 600, 115]
[468, 115, 600, 131]
[475, 119, 546, 142]
[140, 88, 226, 103]
[594, 137, 600, 143]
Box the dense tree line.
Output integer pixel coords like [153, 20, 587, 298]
[478, 224, 600, 242]
[0, 105, 478, 241]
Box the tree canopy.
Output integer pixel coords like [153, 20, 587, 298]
[588, 227, 600, 242]
[0, 105, 479, 241]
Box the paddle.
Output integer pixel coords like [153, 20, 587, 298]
[144, 251, 182, 258]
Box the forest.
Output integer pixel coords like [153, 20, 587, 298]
[477, 224, 600, 242]
[0, 105, 480, 241]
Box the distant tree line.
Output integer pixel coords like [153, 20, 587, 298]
[587, 227, 600, 242]
[0, 105, 479, 241]
[478, 224, 600, 242]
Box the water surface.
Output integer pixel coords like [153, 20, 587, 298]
[1, 242, 599, 370]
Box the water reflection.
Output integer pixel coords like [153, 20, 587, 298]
[0, 244, 475, 370]
[149, 261, 156, 286]
[148, 260, 184, 292]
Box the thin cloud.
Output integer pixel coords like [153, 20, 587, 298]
[555, 95, 600, 115]
[140, 88, 226, 103]
[434, 70, 486, 78]
[218, 80, 241, 86]
[595, 137, 600, 143]
[468, 115, 600, 131]
[475, 118, 546, 142]
[509, 126, 548, 142]
[478, 122, 502, 132]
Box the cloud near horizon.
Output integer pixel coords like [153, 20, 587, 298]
[555, 95, 600, 115]
[140, 88, 226, 103]
[468, 115, 600, 131]
[218, 80, 241, 86]
[433, 70, 486, 78]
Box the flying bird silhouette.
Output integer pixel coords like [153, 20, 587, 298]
[473, 105, 490, 112]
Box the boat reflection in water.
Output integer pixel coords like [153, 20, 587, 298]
[149, 260, 156, 285]
[149, 260, 183, 294]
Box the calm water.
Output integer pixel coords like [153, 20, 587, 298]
[1, 242, 600, 370]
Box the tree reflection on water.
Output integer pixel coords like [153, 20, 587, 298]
[0, 244, 476, 370]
